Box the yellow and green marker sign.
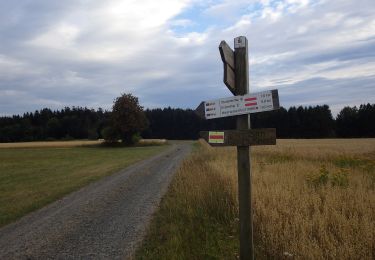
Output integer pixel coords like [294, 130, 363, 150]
[208, 131, 225, 143]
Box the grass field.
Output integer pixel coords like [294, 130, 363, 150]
[0, 139, 167, 149]
[0, 140, 103, 148]
[137, 139, 375, 259]
[0, 142, 168, 227]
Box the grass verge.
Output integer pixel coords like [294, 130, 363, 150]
[136, 139, 375, 259]
[137, 143, 239, 259]
[0, 144, 168, 227]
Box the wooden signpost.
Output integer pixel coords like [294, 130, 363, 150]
[196, 36, 280, 260]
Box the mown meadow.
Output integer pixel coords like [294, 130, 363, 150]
[0, 141, 168, 227]
[137, 139, 375, 259]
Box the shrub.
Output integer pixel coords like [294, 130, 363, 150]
[101, 126, 118, 143]
[308, 165, 349, 188]
[310, 165, 329, 187]
[331, 168, 349, 187]
[131, 132, 142, 144]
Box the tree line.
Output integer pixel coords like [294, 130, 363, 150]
[0, 101, 374, 142]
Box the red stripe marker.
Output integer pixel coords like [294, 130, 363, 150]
[210, 135, 224, 139]
[244, 97, 257, 102]
[245, 102, 257, 106]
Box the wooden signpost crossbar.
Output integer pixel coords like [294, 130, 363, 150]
[200, 128, 276, 146]
[196, 36, 280, 260]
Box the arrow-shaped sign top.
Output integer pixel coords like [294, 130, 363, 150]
[219, 41, 234, 70]
[219, 41, 236, 95]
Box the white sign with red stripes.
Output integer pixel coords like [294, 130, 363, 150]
[204, 89, 279, 120]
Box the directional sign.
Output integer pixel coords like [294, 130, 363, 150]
[219, 41, 236, 95]
[223, 64, 235, 95]
[200, 128, 276, 146]
[219, 41, 234, 69]
[196, 89, 279, 120]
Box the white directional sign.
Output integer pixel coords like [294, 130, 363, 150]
[202, 89, 279, 120]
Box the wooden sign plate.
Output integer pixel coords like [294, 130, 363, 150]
[219, 41, 236, 95]
[195, 89, 280, 120]
[223, 64, 235, 95]
[200, 128, 276, 146]
[219, 41, 235, 69]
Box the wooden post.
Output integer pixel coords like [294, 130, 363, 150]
[234, 36, 253, 260]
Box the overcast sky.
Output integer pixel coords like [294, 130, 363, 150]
[0, 0, 374, 116]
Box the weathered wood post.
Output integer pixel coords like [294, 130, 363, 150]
[196, 35, 280, 260]
[234, 36, 253, 260]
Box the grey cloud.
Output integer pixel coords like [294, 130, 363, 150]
[0, 1, 76, 45]
[0, 0, 375, 117]
[302, 40, 375, 64]
[277, 76, 375, 116]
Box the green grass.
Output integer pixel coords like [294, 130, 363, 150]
[0, 145, 168, 227]
[136, 145, 239, 260]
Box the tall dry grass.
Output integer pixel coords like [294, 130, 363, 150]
[138, 139, 375, 259]
[252, 139, 374, 259]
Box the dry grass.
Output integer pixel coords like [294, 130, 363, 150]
[0, 140, 103, 149]
[137, 139, 375, 259]
[138, 139, 167, 146]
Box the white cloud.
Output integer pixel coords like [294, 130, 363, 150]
[28, 23, 80, 49]
[0, 0, 374, 116]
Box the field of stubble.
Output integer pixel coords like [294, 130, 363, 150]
[138, 139, 375, 259]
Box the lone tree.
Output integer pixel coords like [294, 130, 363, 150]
[111, 93, 148, 144]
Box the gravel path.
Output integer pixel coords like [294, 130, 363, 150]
[0, 142, 191, 259]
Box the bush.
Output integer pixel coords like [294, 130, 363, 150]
[62, 135, 74, 141]
[308, 165, 349, 188]
[131, 132, 142, 144]
[331, 168, 349, 187]
[310, 165, 329, 187]
[101, 126, 118, 143]
[88, 129, 99, 140]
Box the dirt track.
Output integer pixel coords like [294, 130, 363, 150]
[0, 142, 191, 259]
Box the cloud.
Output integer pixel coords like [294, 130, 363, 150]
[278, 75, 375, 115]
[0, 0, 374, 117]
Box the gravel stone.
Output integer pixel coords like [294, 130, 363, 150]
[0, 142, 191, 259]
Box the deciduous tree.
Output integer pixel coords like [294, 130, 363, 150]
[111, 93, 148, 144]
